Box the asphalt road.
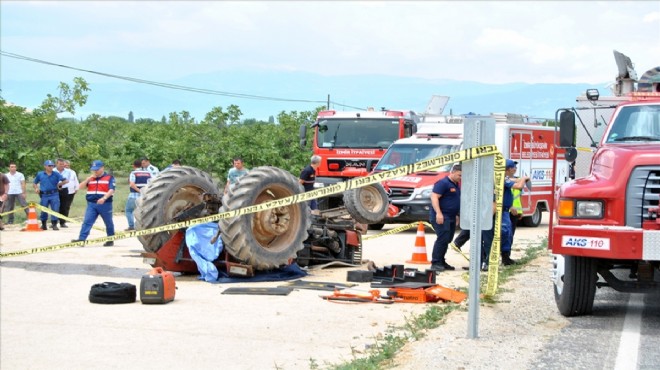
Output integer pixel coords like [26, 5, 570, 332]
[533, 287, 660, 370]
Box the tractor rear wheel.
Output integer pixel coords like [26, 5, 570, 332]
[219, 167, 311, 270]
[135, 166, 219, 252]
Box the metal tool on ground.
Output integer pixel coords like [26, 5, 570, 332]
[280, 280, 357, 291]
[320, 289, 394, 304]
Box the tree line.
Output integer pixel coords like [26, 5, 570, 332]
[1, 77, 321, 183]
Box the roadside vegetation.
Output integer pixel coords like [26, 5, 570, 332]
[1, 77, 322, 185]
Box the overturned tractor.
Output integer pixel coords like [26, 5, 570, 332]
[134, 166, 388, 276]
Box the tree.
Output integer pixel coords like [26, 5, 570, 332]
[202, 106, 228, 128]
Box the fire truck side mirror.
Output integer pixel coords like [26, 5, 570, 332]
[299, 124, 308, 148]
[559, 110, 576, 148]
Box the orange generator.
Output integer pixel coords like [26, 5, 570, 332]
[140, 267, 176, 304]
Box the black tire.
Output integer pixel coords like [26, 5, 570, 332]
[343, 183, 388, 224]
[368, 223, 385, 231]
[522, 204, 542, 227]
[89, 282, 136, 304]
[219, 167, 311, 270]
[135, 166, 219, 252]
[554, 255, 598, 317]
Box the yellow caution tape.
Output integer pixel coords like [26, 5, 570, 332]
[0, 146, 505, 296]
[0, 204, 30, 217]
[361, 222, 421, 241]
[32, 203, 106, 232]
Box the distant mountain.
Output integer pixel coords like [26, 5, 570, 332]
[1, 70, 609, 122]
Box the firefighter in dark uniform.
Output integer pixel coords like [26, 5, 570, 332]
[72, 160, 116, 246]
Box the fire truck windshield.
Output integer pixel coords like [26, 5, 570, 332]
[317, 119, 401, 148]
[374, 143, 459, 171]
[606, 104, 660, 143]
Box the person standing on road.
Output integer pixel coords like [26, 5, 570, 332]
[429, 163, 462, 272]
[224, 157, 249, 194]
[4, 162, 29, 225]
[501, 160, 530, 265]
[54, 158, 78, 228]
[33, 160, 68, 231]
[72, 160, 116, 247]
[125, 159, 152, 231]
[299, 155, 322, 215]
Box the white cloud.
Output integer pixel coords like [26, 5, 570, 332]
[2, 1, 659, 84]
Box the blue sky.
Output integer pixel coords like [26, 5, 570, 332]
[1, 1, 659, 119]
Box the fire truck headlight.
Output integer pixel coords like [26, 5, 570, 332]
[576, 201, 603, 218]
[414, 186, 433, 199]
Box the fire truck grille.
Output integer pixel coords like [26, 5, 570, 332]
[626, 166, 660, 228]
[327, 159, 377, 171]
[389, 187, 415, 201]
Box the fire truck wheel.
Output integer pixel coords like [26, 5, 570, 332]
[522, 205, 542, 227]
[219, 166, 311, 270]
[553, 255, 598, 317]
[135, 166, 219, 253]
[368, 223, 385, 231]
[343, 183, 388, 224]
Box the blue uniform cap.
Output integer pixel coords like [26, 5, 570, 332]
[43, 160, 55, 166]
[506, 159, 518, 169]
[90, 160, 104, 171]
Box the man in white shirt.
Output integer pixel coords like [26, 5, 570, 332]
[4, 162, 29, 225]
[141, 157, 160, 177]
[55, 158, 79, 228]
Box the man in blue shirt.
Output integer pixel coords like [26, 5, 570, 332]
[429, 163, 462, 271]
[500, 159, 530, 265]
[33, 160, 68, 230]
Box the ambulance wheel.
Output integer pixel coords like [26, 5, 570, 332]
[522, 205, 542, 227]
[368, 223, 385, 231]
[553, 255, 598, 317]
[344, 183, 388, 224]
[135, 166, 219, 253]
[219, 166, 311, 270]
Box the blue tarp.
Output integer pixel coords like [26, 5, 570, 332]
[185, 223, 223, 282]
[185, 223, 307, 283]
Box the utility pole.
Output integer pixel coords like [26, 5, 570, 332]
[327, 94, 330, 110]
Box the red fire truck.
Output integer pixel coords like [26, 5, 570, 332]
[300, 108, 420, 208]
[550, 51, 660, 316]
[371, 113, 568, 230]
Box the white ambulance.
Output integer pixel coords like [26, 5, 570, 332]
[371, 113, 569, 229]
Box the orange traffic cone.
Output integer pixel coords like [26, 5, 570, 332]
[22, 204, 43, 232]
[406, 222, 430, 264]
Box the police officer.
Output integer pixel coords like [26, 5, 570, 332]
[33, 160, 68, 230]
[501, 160, 530, 265]
[72, 160, 116, 246]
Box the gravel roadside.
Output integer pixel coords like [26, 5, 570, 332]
[390, 249, 570, 369]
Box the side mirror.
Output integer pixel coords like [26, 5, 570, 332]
[299, 124, 307, 148]
[559, 110, 576, 148]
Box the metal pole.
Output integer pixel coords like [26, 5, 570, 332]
[467, 125, 483, 339]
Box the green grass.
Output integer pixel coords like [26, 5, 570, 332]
[5, 172, 131, 224]
[4, 171, 226, 224]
